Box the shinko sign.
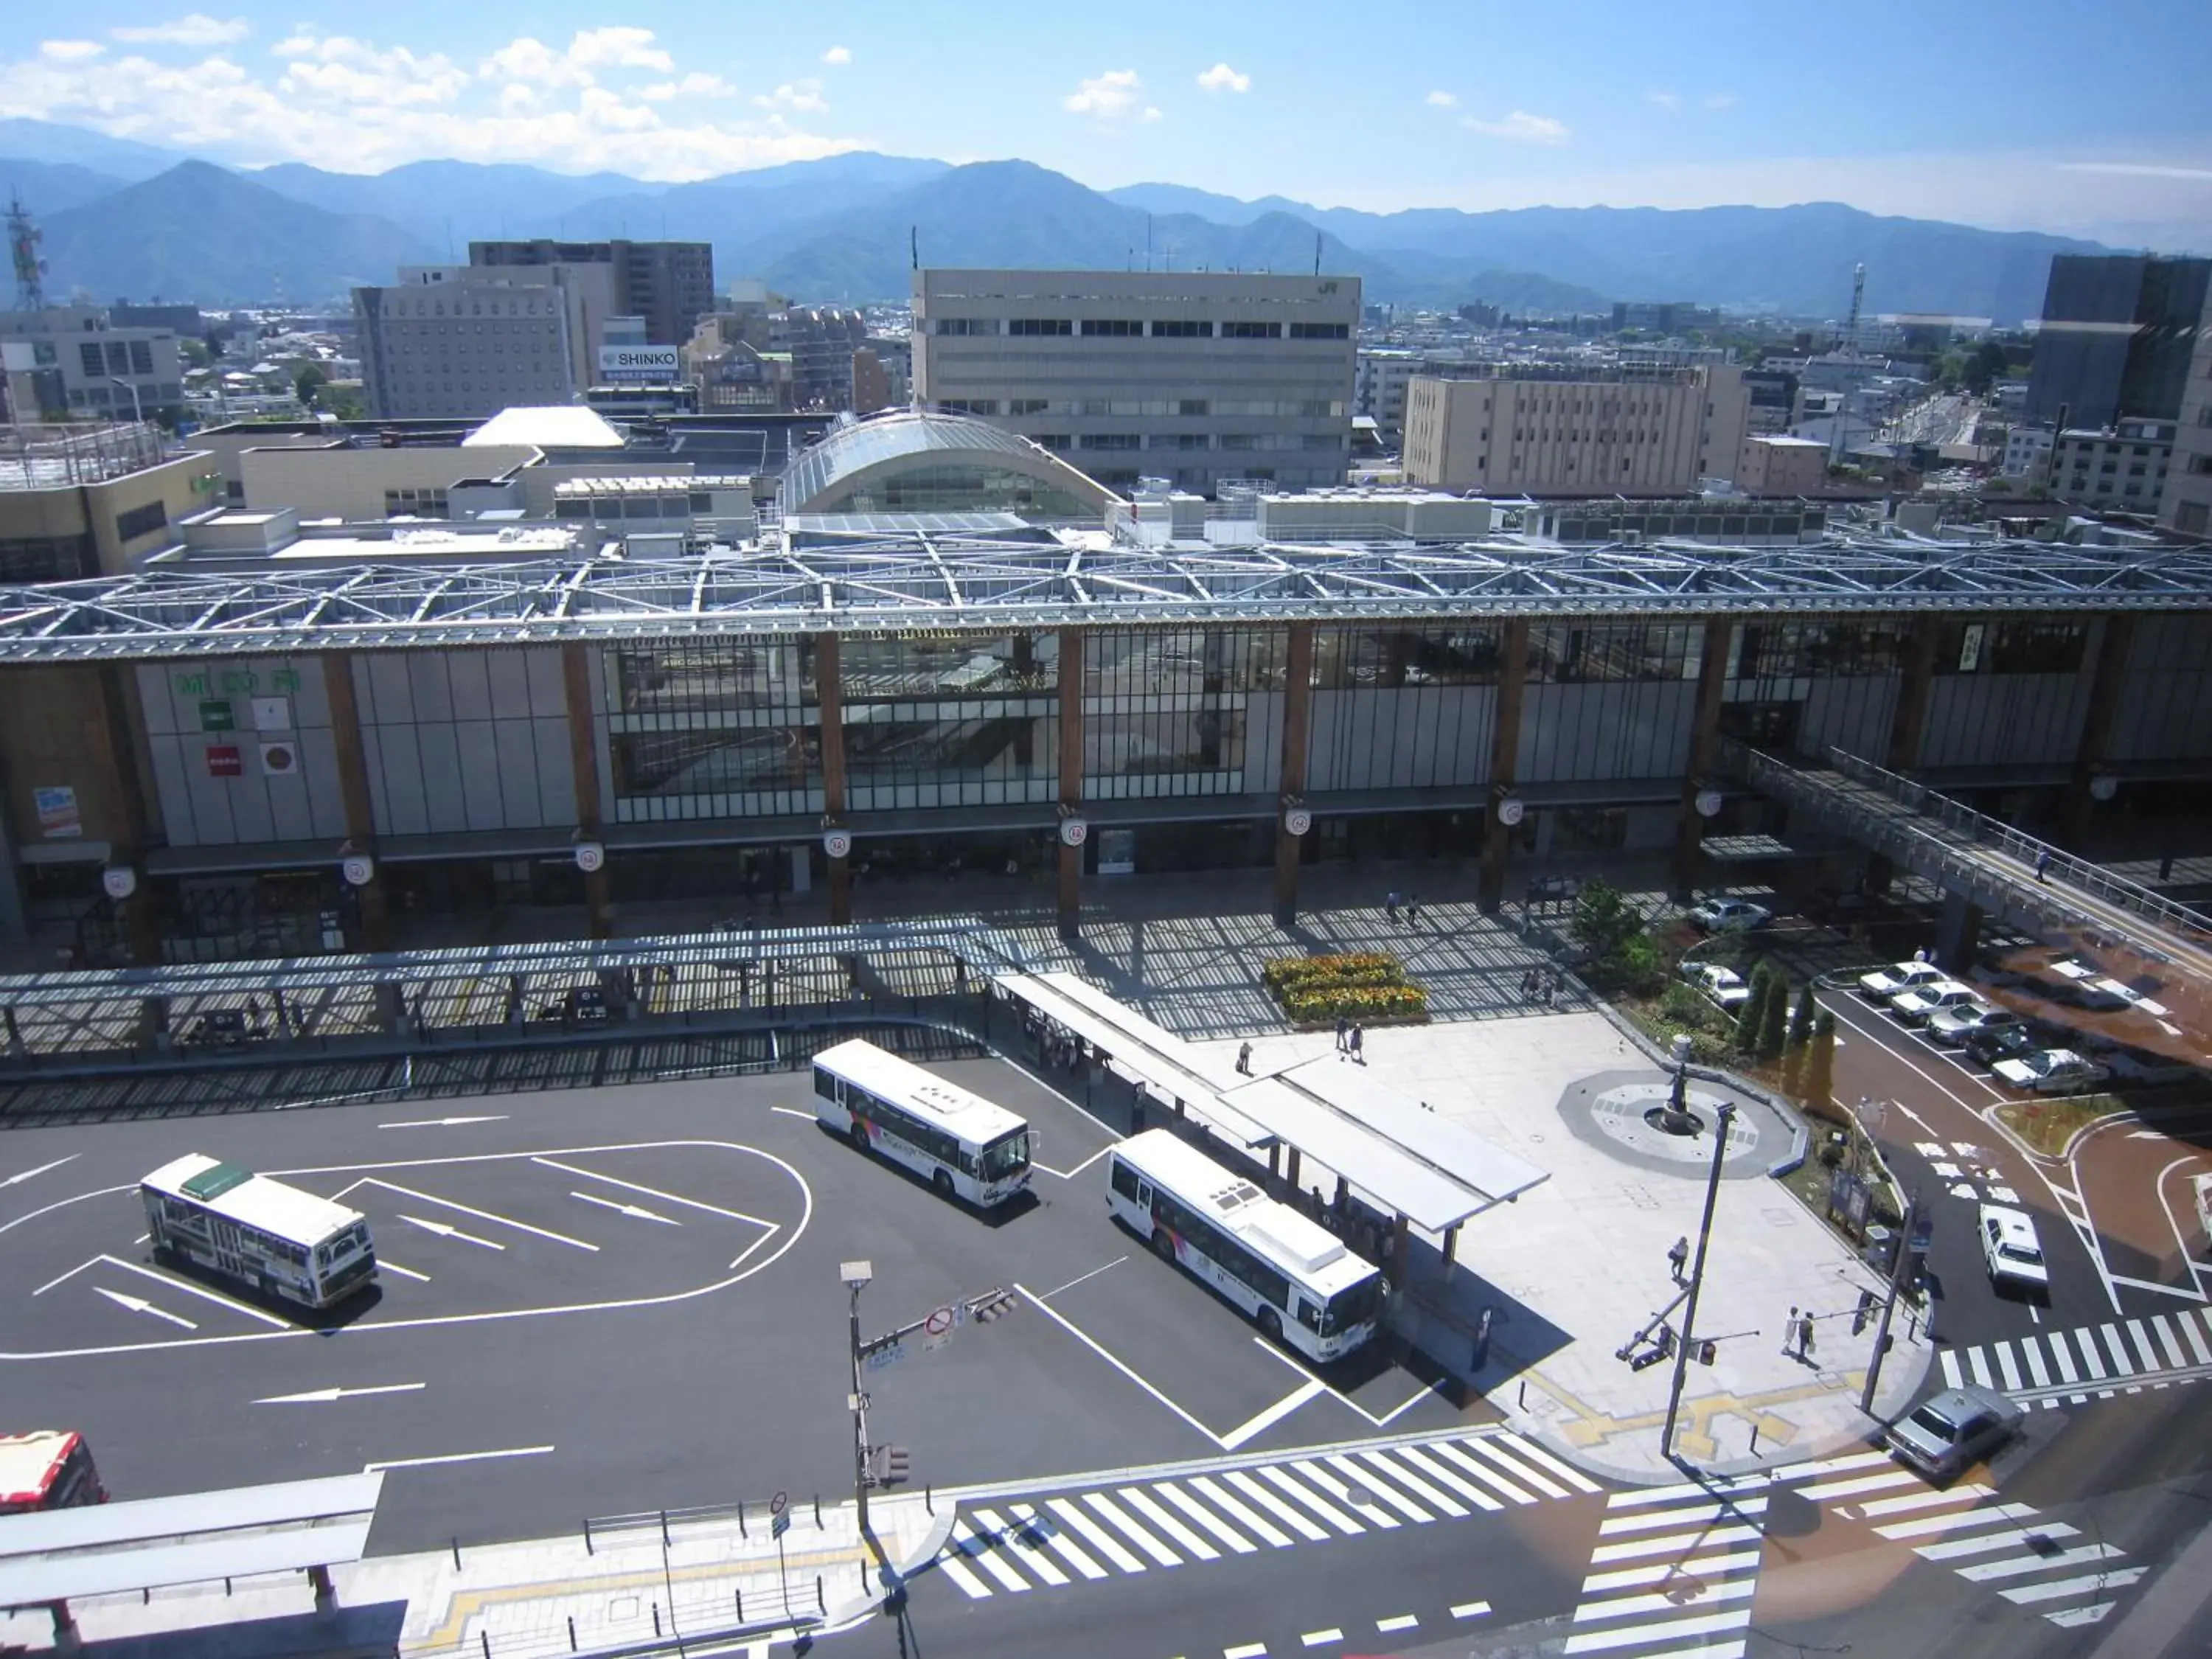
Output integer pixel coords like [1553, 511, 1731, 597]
[598, 346, 681, 383]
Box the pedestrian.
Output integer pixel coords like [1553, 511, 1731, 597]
[1406, 892, 1421, 927]
[1666, 1235, 1689, 1284]
[2034, 847, 2051, 884]
[2160, 852, 2176, 883]
[1349, 1023, 1365, 1065]
[1237, 1040, 1253, 1076]
[1385, 890, 1401, 924]
[1520, 967, 1536, 1001]
[1335, 1015, 1349, 1052]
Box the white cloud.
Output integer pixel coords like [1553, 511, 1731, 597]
[109, 14, 248, 46]
[1647, 90, 1680, 113]
[1064, 68, 1144, 119]
[1464, 109, 1571, 145]
[39, 41, 105, 63]
[821, 45, 852, 66]
[641, 73, 734, 102]
[0, 28, 868, 181]
[754, 80, 828, 114]
[1703, 92, 1736, 111]
[2059, 161, 2212, 182]
[1143, 106, 1162, 122]
[1424, 90, 1456, 108]
[1196, 62, 1250, 94]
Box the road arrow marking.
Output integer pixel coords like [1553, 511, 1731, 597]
[257, 1383, 426, 1405]
[97, 1287, 195, 1329]
[2, 1155, 79, 1188]
[569, 1191, 679, 1226]
[398, 1214, 504, 1251]
[379, 1115, 509, 1130]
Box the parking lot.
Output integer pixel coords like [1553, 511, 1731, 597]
[0, 1051, 1461, 1554]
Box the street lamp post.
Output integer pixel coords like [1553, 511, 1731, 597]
[841, 1260, 891, 1579]
[1660, 1096, 1736, 1465]
[105, 376, 145, 425]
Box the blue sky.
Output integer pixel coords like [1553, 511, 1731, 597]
[3, 1, 2208, 245]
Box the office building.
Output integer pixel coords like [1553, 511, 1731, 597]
[469, 240, 714, 349]
[2026, 254, 2211, 430]
[1734, 434, 1829, 496]
[1401, 364, 1750, 496]
[911, 268, 1359, 495]
[1612, 301, 1721, 335]
[2052, 420, 2174, 511]
[2158, 285, 2212, 535]
[2000, 425, 2054, 483]
[0, 307, 184, 423]
[0, 421, 209, 580]
[354, 264, 616, 420]
[771, 307, 869, 411]
[1355, 349, 1425, 445]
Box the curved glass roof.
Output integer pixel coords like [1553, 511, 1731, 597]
[779, 411, 1115, 515]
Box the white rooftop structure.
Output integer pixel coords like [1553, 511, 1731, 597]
[463, 406, 625, 450]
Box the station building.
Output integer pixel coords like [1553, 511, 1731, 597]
[0, 411, 2205, 966]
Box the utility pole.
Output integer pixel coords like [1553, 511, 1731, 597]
[1860, 1194, 1921, 1416]
[841, 1260, 890, 1579]
[1660, 1098, 1735, 1465]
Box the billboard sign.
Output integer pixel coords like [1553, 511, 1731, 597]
[598, 346, 681, 384]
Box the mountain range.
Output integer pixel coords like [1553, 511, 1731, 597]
[0, 115, 2109, 321]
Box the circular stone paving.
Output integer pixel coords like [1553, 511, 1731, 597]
[1556, 1069, 1791, 1180]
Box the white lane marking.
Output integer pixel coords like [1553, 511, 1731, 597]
[1966, 1350, 1993, 1388]
[1917, 1522, 2081, 1561]
[1561, 1607, 1753, 1652]
[363, 1444, 554, 1472]
[1463, 1435, 1573, 1500]
[1034, 1145, 1118, 1182]
[1015, 1282, 1225, 1447]
[2023, 1339, 2051, 1388]
[1325, 1453, 1433, 1523]
[400, 1214, 504, 1251]
[257, 1382, 426, 1405]
[936, 1553, 993, 1599]
[973, 1507, 1070, 1585]
[1874, 1499, 2045, 1541]
[96, 1287, 194, 1328]
[2003, 1568, 2145, 1605]
[1818, 993, 1988, 1110]
[1258, 1464, 1363, 1534]
[1374, 1381, 1449, 1425]
[1301, 1631, 1342, 1648]
[1940, 1350, 1964, 1388]
[1225, 1644, 1268, 1659]
[1375, 1614, 1419, 1633]
[1602, 1476, 1766, 1509]
[1583, 1550, 1763, 1592]
[1571, 1579, 1759, 1624]
[2151, 1315, 2189, 1369]
[378, 1260, 431, 1282]
[726, 1225, 782, 1273]
[1, 1155, 79, 1189]
[97, 1256, 291, 1327]
[951, 1518, 1031, 1593]
[1784, 1450, 1896, 1478]
[355, 1178, 600, 1252]
[380, 1116, 508, 1129]
[1795, 1469, 1923, 1504]
[1371, 1444, 1484, 1514]
[1082, 1491, 1181, 1565]
[1295, 1458, 1399, 1528]
[1992, 1341, 2023, 1391]
[530, 1157, 771, 1225]
[1036, 1256, 1128, 1301]
[1452, 1438, 1548, 1503]
[1600, 1496, 1767, 1535]
[2124, 1320, 2163, 1371]
[2180, 1311, 2212, 1367]
[2048, 1602, 2116, 1627]
[1114, 1486, 1219, 1560]
[1420, 1441, 1512, 1509]
[1348, 1447, 1461, 1517]
[1858, 1485, 1991, 1518]
[1222, 1469, 1330, 1540]
[1451, 1601, 1492, 1619]
[1222, 1380, 1329, 1451]
[1009, 1502, 1108, 1579]
[1957, 1542, 2126, 1582]
[33, 1256, 101, 1297]
[1590, 1525, 1766, 1565]
[1155, 1481, 1259, 1552]
[1497, 1433, 1603, 1494]
[769, 1106, 815, 1120]
[569, 1190, 680, 1227]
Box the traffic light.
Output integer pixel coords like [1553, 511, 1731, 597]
[1695, 1340, 1718, 1366]
[1853, 1289, 1878, 1335]
[871, 1445, 911, 1487]
[969, 1287, 1018, 1323]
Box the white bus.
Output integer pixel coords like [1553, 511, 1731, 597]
[141, 1154, 378, 1312]
[1107, 1129, 1382, 1363]
[812, 1038, 1034, 1207]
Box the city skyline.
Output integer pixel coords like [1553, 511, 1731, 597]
[0, 1, 2205, 250]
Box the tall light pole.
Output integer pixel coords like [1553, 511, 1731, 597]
[841, 1260, 891, 1579]
[105, 376, 144, 425]
[1660, 1094, 1735, 1466]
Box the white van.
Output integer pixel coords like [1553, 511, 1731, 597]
[1978, 1203, 2048, 1297]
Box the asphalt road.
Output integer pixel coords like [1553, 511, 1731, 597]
[0, 1053, 1464, 1555]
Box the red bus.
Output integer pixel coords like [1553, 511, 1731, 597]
[0, 1431, 107, 1514]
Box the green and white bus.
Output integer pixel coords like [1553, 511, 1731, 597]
[141, 1154, 378, 1312]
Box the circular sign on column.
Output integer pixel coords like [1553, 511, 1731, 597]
[1059, 818, 1088, 847]
[341, 852, 375, 887]
[1495, 795, 1526, 827]
[1694, 787, 1724, 819]
[574, 840, 605, 874]
[1284, 807, 1314, 838]
[2088, 773, 2119, 801]
[824, 830, 853, 860]
[101, 864, 137, 900]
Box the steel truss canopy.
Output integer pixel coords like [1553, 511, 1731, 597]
[1, 531, 2210, 660]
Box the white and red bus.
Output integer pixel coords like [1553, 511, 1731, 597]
[0, 1431, 107, 1514]
[812, 1038, 1033, 1207]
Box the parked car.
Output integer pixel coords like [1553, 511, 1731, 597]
[1925, 1001, 2025, 1047]
[1678, 961, 1753, 1011]
[1859, 960, 1946, 1000]
[2095, 1045, 2205, 1087]
[1686, 897, 1772, 933]
[1978, 1202, 2050, 1297]
[1963, 1023, 2042, 1069]
[1885, 1385, 2025, 1481]
[1992, 1048, 2110, 1094]
[1888, 980, 1980, 1026]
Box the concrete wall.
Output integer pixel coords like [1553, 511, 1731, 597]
[136, 657, 350, 846]
[1304, 687, 1497, 792]
[1518, 681, 1697, 784]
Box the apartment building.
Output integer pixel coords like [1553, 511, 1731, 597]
[911, 268, 1360, 495]
[2027, 253, 2211, 430]
[2159, 285, 2212, 535]
[354, 264, 616, 420]
[1401, 364, 1750, 496]
[2053, 419, 2174, 512]
[0, 307, 184, 422]
[469, 240, 714, 349]
[1734, 434, 1829, 496]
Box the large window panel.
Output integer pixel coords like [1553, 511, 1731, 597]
[838, 633, 1057, 811]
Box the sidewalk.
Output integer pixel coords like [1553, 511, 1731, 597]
[0, 1495, 953, 1659]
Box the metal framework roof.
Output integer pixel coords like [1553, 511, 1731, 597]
[0, 530, 2208, 660]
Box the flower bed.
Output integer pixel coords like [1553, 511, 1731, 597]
[1262, 953, 1429, 1025]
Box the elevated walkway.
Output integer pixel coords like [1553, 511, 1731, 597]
[1720, 741, 2212, 976]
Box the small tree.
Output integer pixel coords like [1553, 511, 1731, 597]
[1570, 877, 1643, 964]
[293, 364, 328, 407]
[1757, 972, 1790, 1060]
[1788, 982, 1816, 1051]
[1733, 962, 1771, 1053]
[1802, 1010, 1837, 1107]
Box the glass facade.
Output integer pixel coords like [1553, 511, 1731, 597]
[605, 640, 821, 821]
[839, 633, 1058, 810]
[1304, 624, 1501, 793]
[1083, 627, 1286, 798]
[1528, 620, 1705, 682]
[809, 462, 1099, 518]
[1310, 623, 1501, 688]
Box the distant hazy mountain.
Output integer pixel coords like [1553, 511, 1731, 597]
[0, 157, 130, 218]
[0, 117, 179, 181]
[38, 161, 437, 305]
[248, 159, 661, 250]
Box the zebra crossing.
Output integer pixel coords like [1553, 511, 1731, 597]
[929, 1430, 1601, 1600]
[1938, 1305, 2212, 1406]
[1559, 1478, 1771, 1657]
[1786, 1448, 2141, 1629]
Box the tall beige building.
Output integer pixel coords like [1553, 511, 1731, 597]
[911, 268, 1359, 495]
[1402, 365, 1750, 496]
[2159, 285, 2212, 536]
[355, 264, 616, 420]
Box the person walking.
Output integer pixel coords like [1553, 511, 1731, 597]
[1666, 1235, 1689, 1284]
[1385, 890, 1401, 925]
[1349, 1023, 1365, 1065]
[2034, 847, 2052, 884]
[1237, 1040, 1253, 1076]
[1406, 892, 1422, 927]
[1335, 1015, 1349, 1053]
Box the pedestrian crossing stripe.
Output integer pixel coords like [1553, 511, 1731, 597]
[1937, 1305, 2212, 1405]
[927, 1431, 1583, 1599]
[1564, 1481, 1769, 1658]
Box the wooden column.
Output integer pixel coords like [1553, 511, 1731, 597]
[560, 643, 613, 939]
[815, 632, 851, 925]
[1478, 619, 1531, 912]
[1057, 627, 1085, 937]
[88, 666, 161, 966]
[2064, 613, 2135, 847]
[1273, 622, 1316, 925]
[321, 653, 390, 952]
[1886, 616, 1944, 771]
[1670, 617, 1736, 902]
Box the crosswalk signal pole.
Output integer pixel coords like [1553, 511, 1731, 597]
[1660, 1100, 1734, 1466]
[841, 1261, 891, 1578]
[1860, 1196, 1920, 1416]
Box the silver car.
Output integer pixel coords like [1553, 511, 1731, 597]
[1926, 1001, 2023, 1046]
[1885, 1385, 2025, 1481]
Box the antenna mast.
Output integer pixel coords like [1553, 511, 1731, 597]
[7, 193, 46, 312]
[1845, 261, 1865, 354]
